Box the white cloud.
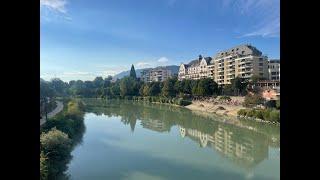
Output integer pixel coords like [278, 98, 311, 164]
[136, 62, 152, 68]
[40, 0, 67, 13]
[222, 0, 279, 38]
[241, 18, 280, 38]
[158, 57, 169, 62]
[40, 0, 71, 21]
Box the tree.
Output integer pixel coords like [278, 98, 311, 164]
[50, 78, 65, 95]
[130, 64, 137, 78]
[243, 94, 263, 108]
[143, 84, 150, 96]
[40, 79, 55, 98]
[161, 79, 175, 97]
[120, 77, 132, 97]
[149, 82, 161, 96]
[93, 76, 104, 88]
[231, 77, 248, 95]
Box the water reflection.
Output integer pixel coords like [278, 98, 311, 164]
[82, 99, 279, 170]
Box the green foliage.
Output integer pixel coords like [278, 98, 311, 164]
[40, 128, 72, 161]
[238, 108, 280, 122]
[161, 79, 175, 97]
[219, 96, 232, 101]
[254, 110, 264, 119]
[130, 64, 137, 78]
[40, 152, 48, 180]
[179, 100, 192, 106]
[262, 109, 273, 121]
[246, 109, 256, 117]
[276, 99, 280, 109]
[243, 94, 263, 108]
[269, 110, 280, 122]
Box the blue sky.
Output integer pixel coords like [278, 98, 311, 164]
[40, 0, 280, 82]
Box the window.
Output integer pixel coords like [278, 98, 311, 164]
[242, 51, 245, 54]
[259, 68, 263, 71]
[236, 48, 239, 51]
[271, 72, 277, 75]
[259, 58, 263, 61]
[259, 63, 263, 66]
[221, 53, 224, 55]
[232, 49, 234, 52]
[259, 73, 263, 76]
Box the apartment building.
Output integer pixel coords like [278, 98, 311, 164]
[213, 44, 269, 85]
[268, 59, 280, 81]
[178, 55, 214, 81]
[178, 44, 269, 85]
[140, 67, 172, 83]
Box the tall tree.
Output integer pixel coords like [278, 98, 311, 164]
[129, 64, 137, 78]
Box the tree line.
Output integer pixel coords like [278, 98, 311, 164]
[40, 65, 267, 100]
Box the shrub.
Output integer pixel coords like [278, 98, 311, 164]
[243, 94, 263, 108]
[262, 109, 272, 121]
[40, 128, 72, 161]
[276, 99, 280, 109]
[40, 152, 48, 180]
[246, 109, 256, 117]
[254, 110, 264, 119]
[237, 109, 245, 116]
[179, 100, 192, 106]
[269, 110, 280, 122]
[219, 96, 231, 101]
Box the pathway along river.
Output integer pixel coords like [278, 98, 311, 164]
[64, 99, 280, 180]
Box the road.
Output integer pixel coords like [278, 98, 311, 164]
[40, 100, 63, 126]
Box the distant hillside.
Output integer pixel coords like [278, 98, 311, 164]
[112, 65, 179, 80]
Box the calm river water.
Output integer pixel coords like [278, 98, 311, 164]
[65, 99, 280, 180]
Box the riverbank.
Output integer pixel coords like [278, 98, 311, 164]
[185, 100, 245, 117]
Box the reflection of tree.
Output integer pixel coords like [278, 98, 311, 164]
[82, 99, 280, 169]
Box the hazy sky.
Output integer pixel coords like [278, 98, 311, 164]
[40, 0, 280, 82]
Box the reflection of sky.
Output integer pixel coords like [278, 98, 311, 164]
[67, 113, 279, 180]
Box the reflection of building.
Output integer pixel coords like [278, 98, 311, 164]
[140, 119, 170, 133]
[179, 125, 268, 168]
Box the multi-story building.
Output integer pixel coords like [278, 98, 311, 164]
[140, 67, 172, 83]
[178, 55, 214, 81]
[268, 59, 280, 81]
[178, 44, 269, 85]
[213, 44, 269, 85]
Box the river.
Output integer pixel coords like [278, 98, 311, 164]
[64, 99, 280, 180]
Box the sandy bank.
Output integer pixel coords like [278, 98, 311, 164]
[185, 100, 245, 117]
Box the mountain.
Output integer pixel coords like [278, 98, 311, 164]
[112, 65, 179, 80]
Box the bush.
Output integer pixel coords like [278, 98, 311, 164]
[40, 128, 72, 161]
[269, 110, 280, 122]
[276, 99, 280, 109]
[243, 94, 263, 108]
[262, 109, 272, 121]
[179, 100, 192, 106]
[246, 109, 256, 117]
[40, 152, 48, 180]
[219, 96, 231, 101]
[237, 109, 245, 116]
[254, 110, 264, 119]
